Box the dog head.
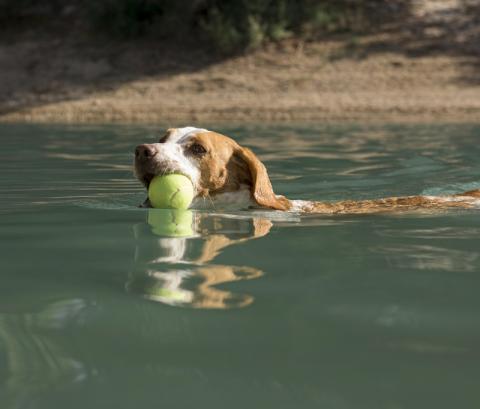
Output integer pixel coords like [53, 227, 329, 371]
[134, 127, 290, 210]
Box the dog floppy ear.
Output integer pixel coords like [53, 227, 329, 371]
[158, 128, 175, 143]
[234, 146, 291, 211]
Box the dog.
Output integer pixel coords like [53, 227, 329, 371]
[135, 127, 480, 214]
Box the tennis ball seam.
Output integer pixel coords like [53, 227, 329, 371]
[170, 188, 181, 204]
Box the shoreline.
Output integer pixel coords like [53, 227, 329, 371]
[2, 32, 480, 125]
[2, 110, 480, 125]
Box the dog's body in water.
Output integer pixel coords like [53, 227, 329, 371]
[134, 127, 480, 214]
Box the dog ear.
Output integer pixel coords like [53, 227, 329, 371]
[234, 146, 291, 210]
[159, 128, 175, 143]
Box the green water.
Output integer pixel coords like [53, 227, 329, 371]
[1, 123, 480, 409]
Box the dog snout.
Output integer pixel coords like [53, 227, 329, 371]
[135, 144, 158, 161]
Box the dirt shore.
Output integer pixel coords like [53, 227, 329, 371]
[1, 1, 480, 124]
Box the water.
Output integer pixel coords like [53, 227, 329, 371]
[1, 123, 480, 409]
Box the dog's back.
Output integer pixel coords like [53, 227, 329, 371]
[292, 189, 480, 214]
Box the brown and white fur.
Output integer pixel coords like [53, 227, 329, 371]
[134, 127, 480, 214]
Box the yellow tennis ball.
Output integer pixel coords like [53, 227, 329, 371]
[148, 174, 194, 209]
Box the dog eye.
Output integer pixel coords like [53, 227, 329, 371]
[190, 143, 207, 156]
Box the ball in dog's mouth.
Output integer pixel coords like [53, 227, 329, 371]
[147, 174, 194, 209]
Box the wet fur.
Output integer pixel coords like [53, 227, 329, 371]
[135, 127, 480, 214]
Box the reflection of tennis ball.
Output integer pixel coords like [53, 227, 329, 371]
[145, 286, 192, 303]
[148, 174, 194, 209]
[126, 275, 193, 304]
[148, 209, 194, 237]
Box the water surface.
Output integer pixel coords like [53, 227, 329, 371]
[1, 123, 480, 409]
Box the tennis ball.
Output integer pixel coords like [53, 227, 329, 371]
[148, 174, 194, 209]
[147, 209, 194, 237]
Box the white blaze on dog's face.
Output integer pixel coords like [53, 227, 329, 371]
[134, 127, 291, 210]
[134, 127, 204, 188]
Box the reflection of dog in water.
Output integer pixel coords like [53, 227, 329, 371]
[127, 210, 271, 309]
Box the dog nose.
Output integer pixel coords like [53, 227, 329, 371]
[135, 144, 157, 160]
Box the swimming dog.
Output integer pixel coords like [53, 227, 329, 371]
[135, 127, 480, 214]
